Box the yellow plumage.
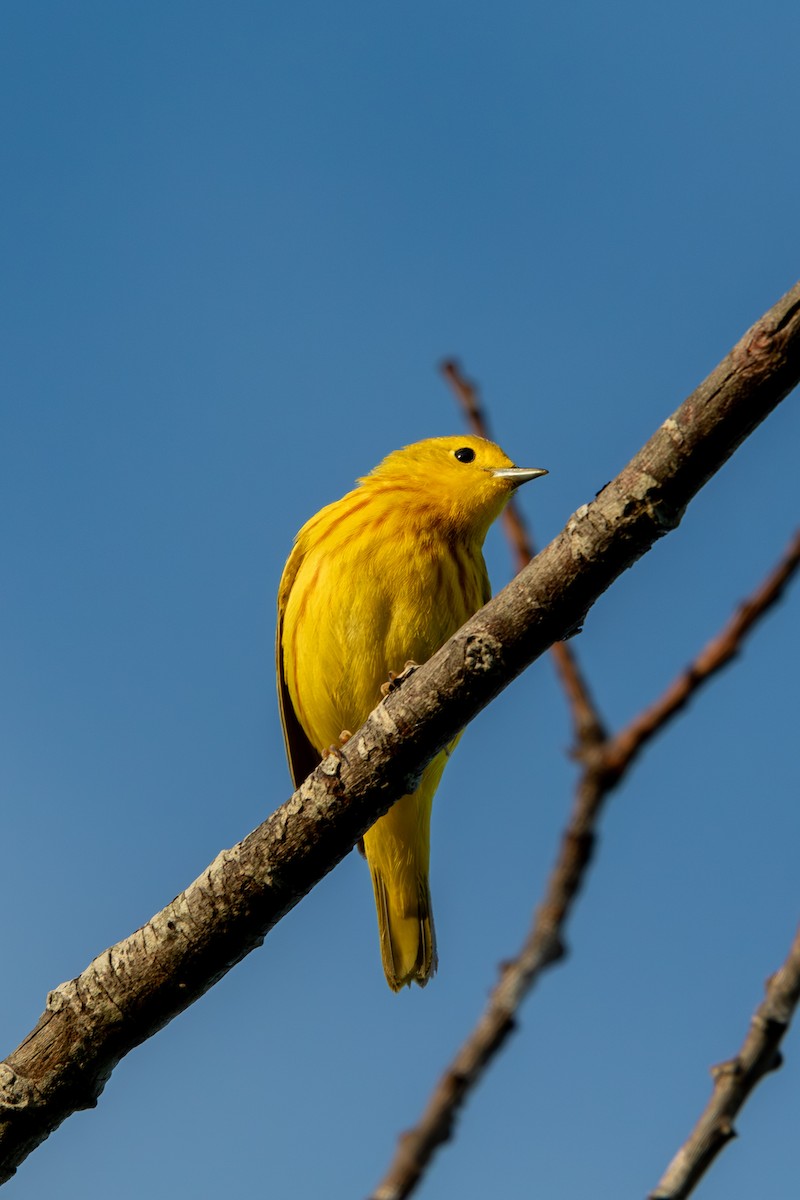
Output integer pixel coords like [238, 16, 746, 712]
[276, 435, 546, 990]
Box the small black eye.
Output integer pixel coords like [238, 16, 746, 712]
[453, 446, 476, 463]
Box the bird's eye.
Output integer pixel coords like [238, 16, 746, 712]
[453, 447, 476, 463]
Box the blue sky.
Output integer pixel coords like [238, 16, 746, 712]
[2, 3, 799, 1197]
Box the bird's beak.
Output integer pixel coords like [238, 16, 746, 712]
[492, 466, 548, 487]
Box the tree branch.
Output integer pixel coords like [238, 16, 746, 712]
[1, 281, 798, 1184]
[649, 922, 800, 1199]
[369, 529, 800, 1200]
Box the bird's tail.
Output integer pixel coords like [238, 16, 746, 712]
[369, 861, 437, 991]
[363, 790, 438, 991]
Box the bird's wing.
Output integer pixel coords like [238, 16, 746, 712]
[276, 541, 322, 789]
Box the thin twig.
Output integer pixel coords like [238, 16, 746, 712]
[441, 358, 607, 749]
[369, 528, 800, 1200]
[649, 923, 800, 1199]
[603, 529, 800, 782]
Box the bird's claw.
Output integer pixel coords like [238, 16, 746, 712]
[380, 660, 420, 697]
[324, 730, 353, 765]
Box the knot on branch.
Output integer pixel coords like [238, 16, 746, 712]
[732, 296, 800, 376]
[716, 1118, 738, 1142]
[619, 471, 685, 535]
[463, 632, 503, 675]
[0, 1064, 38, 1109]
[710, 1057, 741, 1081]
[576, 742, 624, 794]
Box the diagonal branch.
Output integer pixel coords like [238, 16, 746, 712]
[649, 922, 800, 1199]
[0, 281, 798, 1184]
[368, 533, 800, 1200]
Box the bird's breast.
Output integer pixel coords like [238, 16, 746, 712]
[282, 527, 488, 754]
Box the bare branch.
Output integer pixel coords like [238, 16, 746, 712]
[368, 528, 800, 1200]
[649, 923, 800, 1199]
[1, 281, 798, 1184]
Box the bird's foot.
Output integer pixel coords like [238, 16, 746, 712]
[380, 661, 420, 698]
[323, 730, 353, 767]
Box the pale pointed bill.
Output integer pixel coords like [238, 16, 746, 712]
[492, 466, 548, 486]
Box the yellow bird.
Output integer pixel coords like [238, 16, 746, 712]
[276, 435, 546, 990]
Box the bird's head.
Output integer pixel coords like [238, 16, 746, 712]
[363, 435, 547, 542]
